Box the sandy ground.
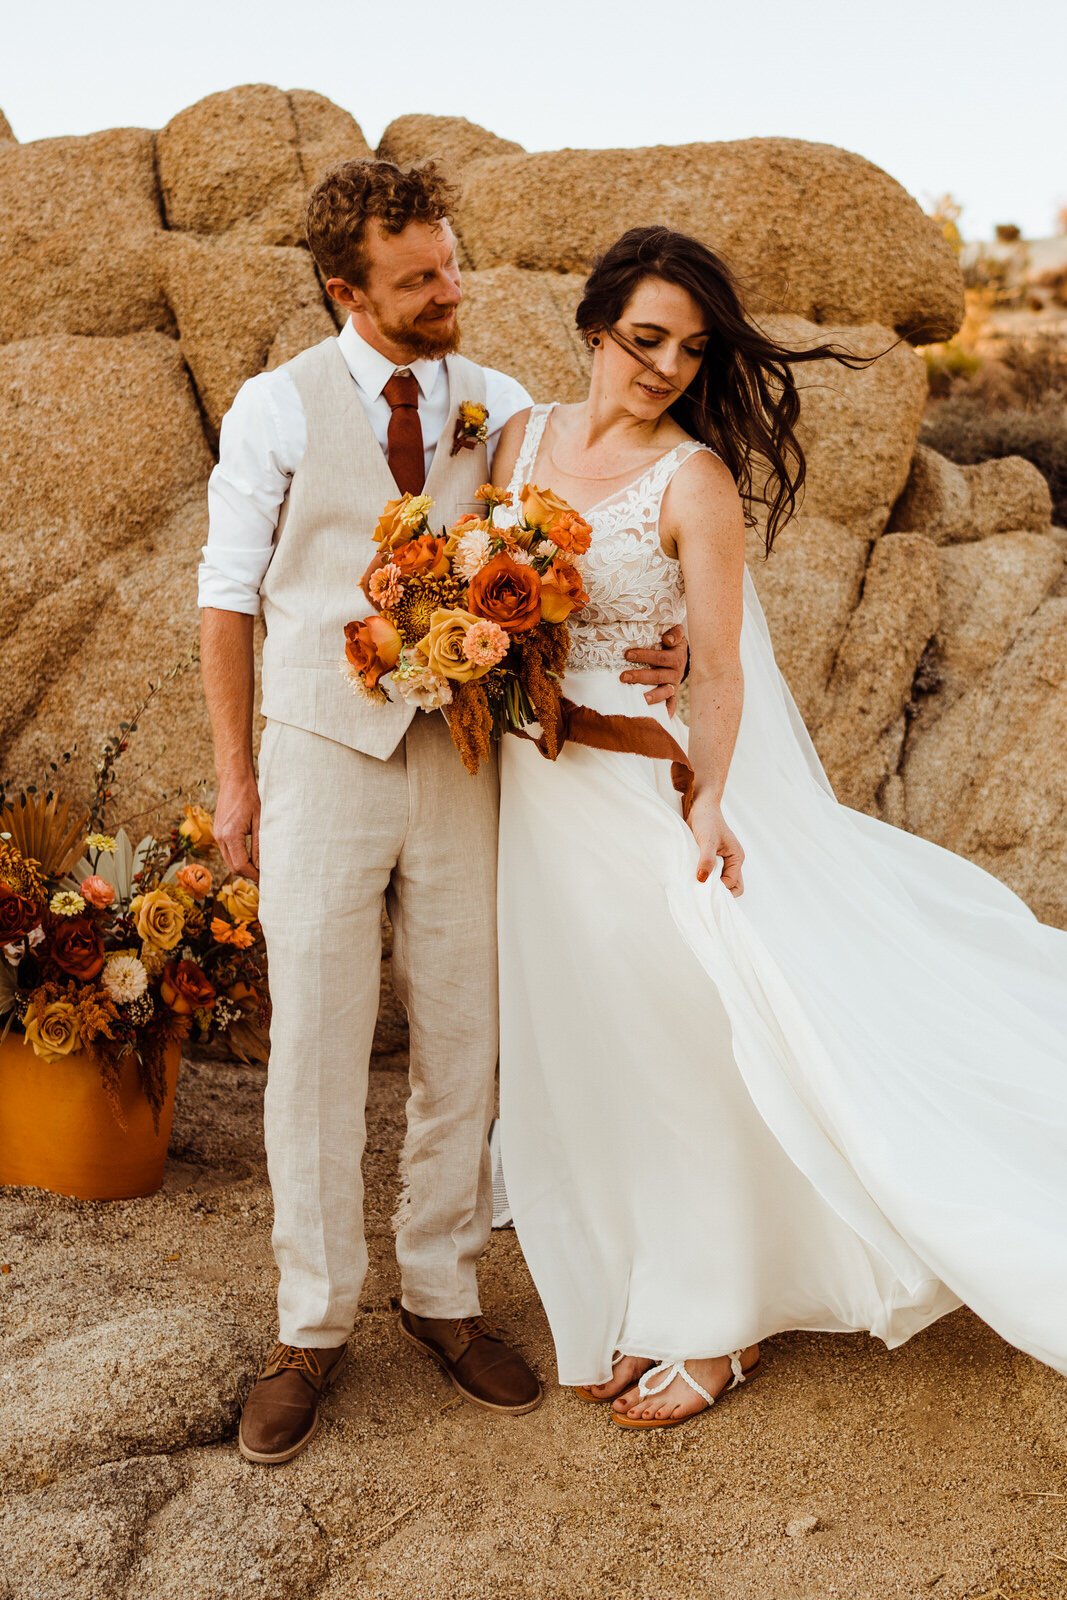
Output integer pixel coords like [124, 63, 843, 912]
[2, 1052, 1067, 1600]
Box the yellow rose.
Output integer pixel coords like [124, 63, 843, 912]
[134, 887, 185, 950]
[518, 483, 577, 532]
[417, 609, 494, 684]
[23, 1001, 81, 1063]
[218, 876, 260, 924]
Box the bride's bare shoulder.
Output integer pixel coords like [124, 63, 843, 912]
[673, 442, 739, 502]
[661, 445, 744, 560]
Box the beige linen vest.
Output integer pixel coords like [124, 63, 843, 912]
[259, 338, 489, 759]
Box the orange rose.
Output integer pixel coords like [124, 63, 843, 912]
[519, 483, 576, 532]
[179, 804, 215, 854]
[49, 915, 105, 980]
[467, 554, 542, 634]
[176, 862, 213, 900]
[391, 533, 450, 580]
[161, 958, 216, 1016]
[539, 559, 590, 624]
[344, 616, 402, 690]
[373, 493, 434, 551]
[548, 511, 593, 557]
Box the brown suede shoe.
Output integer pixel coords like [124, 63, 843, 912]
[238, 1341, 348, 1464]
[399, 1309, 542, 1415]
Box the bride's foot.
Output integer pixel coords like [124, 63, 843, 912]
[578, 1356, 653, 1403]
[613, 1345, 760, 1423]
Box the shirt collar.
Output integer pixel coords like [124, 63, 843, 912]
[337, 319, 444, 403]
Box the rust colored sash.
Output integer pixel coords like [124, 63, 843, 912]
[517, 697, 695, 819]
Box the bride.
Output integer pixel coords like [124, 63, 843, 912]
[490, 224, 1067, 1429]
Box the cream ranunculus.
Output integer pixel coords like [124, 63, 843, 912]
[218, 876, 260, 924]
[133, 887, 185, 951]
[417, 609, 495, 684]
[23, 1000, 81, 1062]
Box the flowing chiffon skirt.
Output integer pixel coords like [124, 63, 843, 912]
[497, 575, 1067, 1389]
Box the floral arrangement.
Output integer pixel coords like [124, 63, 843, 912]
[1, 691, 270, 1127]
[342, 483, 592, 774]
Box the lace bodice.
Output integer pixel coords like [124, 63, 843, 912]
[506, 403, 712, 672]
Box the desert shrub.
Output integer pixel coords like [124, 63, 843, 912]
[920, 400, 1067, 523]
[996, 334, 1067, 407]
[922, 342, 981, 399]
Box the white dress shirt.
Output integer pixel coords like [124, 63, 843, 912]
[198, 320, 533, 615]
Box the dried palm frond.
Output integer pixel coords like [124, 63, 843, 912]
[0, 795, 89, 881]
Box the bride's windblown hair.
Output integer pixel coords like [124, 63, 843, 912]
[574, 225, 879, 554]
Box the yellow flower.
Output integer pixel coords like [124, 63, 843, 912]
[417, 609, 494, 684]
[86, 833, 117, 853]
[23, 1001, 81, 1062]
[218, 877, 260, 924]
[49, 890, 85, 918]
[459, 401, 488, 428]
[133, 887, 185, 950]
[396, 494, 434, 531]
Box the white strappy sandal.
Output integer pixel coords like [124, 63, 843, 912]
[612, 1348, 761, 1430]
[573, 1352, 653, 1404]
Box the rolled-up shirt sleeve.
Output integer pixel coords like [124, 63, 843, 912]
[197, 370, 306, 615]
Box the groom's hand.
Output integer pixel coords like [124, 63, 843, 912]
[213, 771, 261, 882]
[621, 625, 689, 716]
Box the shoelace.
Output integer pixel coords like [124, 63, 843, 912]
[263, 1343, 324, 1378]
[453, 1315, 500, 1345]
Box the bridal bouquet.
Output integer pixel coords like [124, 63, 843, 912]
[342, 484, 591, 774]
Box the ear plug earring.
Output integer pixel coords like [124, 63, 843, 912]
[589, 336, 601, 347]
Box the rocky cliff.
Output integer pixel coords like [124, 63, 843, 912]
[2, 88, 1063, 921]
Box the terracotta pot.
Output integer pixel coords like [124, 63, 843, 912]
[0, 1033, 181, 1200]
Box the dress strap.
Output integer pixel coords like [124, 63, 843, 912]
[506, 402, 557, 501]
[636, 438, 718, 544]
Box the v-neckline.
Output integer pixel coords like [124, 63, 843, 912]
[526, 402, 689, 520]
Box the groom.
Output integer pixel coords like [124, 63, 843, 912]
[199, 158, 688, 1464]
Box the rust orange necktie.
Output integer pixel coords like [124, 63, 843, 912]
[383, 370, 425, 495]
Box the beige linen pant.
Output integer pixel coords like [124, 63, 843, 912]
[257, 712, 499, 1348]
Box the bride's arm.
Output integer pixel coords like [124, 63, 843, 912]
[666, 453, 747, 895]
[491, 408, 533, 490]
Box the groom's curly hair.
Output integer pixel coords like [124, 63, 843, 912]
[306, 160, 459, 288]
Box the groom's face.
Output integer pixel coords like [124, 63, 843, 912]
[346, 218, 463, 361]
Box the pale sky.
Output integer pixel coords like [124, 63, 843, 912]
[4, 0, 1064, 242]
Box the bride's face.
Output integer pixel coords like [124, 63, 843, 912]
[599, 276, 709, 418]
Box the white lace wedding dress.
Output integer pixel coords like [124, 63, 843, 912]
[497, 403, 1067, 1389]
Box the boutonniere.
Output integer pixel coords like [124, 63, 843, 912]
[451, 400, 489, 456]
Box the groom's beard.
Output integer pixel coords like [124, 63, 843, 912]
[373, 303, 462, 362]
